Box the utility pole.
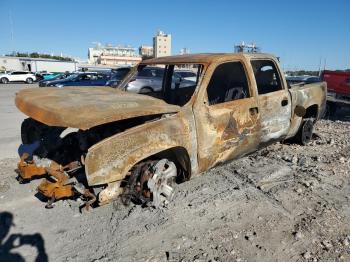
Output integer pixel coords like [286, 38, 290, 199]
[9, 10, 14, 53]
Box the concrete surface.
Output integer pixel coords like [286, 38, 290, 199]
[0, 83, 35, 159]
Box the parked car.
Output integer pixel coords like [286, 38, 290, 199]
[42, 72, 111, 87]
[321, 70, 350, 115]
[38, 73, 72, 87]
[0, 71, 37, 84]
[105, 67, 131, 87]
[175, 70, 197, 82]
[41, 73, 62, 80]
[286, 75, 321, 85]
[34, 73, 44, 82]
[125, 66, 196, 94]
[16, 53, 326, 209]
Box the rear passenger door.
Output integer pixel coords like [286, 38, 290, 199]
[194, 61, 260, 172]
[250, 59, 291, 145]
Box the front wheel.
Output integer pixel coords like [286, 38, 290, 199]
[1, 77, 9, 84]
[26, 78, 34, 84]
[122, 159, 177, 207]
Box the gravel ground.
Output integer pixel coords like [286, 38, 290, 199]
[0, 84, 349, 262]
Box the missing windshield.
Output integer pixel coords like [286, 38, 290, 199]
[119, 64, 203, 106]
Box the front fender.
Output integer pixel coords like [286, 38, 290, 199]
[85, 113, 193, 186]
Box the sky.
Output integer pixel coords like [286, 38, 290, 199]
[0, 0, 349, 71]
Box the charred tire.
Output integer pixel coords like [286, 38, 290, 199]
[1, 77, 9, 84]
[295, 118, 314, 145]
[26, 78, 34, 84]
[139, 87, 153, 94]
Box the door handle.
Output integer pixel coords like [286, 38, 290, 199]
[249, 107, 259, 115]
[281, 99, 289, 106]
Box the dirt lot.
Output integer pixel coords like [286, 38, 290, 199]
[0, 84, 349, 262]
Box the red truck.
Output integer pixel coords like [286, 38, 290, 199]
[321, 70, 350, 114]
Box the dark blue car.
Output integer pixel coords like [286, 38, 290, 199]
[43, 72, 111, 88]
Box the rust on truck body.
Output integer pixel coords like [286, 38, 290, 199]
[15, 53, 326, 207]
[15, 87, 180, 130]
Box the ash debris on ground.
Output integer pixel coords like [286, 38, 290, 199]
[1, 115, 350, 261]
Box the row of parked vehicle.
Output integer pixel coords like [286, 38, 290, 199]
[0, 71, 74, 84]
[0, 68, 198, 96]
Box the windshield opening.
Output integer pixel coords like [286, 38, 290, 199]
[118, 64, 203, 106]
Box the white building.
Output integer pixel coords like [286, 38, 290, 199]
[153, 31, 171, 58]
[88, 43, 141, 66]
[139, 45, 154, 59]
[0, 56, 78, 72]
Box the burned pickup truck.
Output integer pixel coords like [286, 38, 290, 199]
[15, 53, 326, 209]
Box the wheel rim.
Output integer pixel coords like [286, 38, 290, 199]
[140, 88, 152, 94]
[302, 120, 313, 144]
[147, 159, 177, 207]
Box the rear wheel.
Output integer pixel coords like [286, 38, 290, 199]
[1, 77, 9, 84]
[26, 78, 34, 84]
[139, 87, 153, 94]
[295, 118, 314, 145]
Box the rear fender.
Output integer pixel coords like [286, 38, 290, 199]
[287, 82, 326, 138]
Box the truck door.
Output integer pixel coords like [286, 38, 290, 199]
[193, 60, 260, 172]
[250, 59, 291, 145]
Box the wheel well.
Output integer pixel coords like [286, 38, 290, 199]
[304, 104, 318, 119]
[141, 86, 154, 91]
[147, 147, 191, 182]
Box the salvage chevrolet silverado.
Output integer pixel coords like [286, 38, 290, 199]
[15, 53, 326, 209]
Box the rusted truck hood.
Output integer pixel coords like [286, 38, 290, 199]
[15, 87, 180, 130]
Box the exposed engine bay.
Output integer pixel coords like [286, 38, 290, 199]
[17, 116, 178, 210]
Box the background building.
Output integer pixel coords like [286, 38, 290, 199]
[234, 41, 260, 53]
[180, 48, 190, 55]
[139, 45, 154, 59]
[88, 43, 141, 66]
[0, 56, 78, 72]
[153, 31, 171, 58]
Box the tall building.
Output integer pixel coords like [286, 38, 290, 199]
[139, 45, 154, 59]
[153, 31, 171, 58]
[88, 43, 141, 66]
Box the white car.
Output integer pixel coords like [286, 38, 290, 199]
[175, 70, 197, 82]
[0, 71, 37, 84]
